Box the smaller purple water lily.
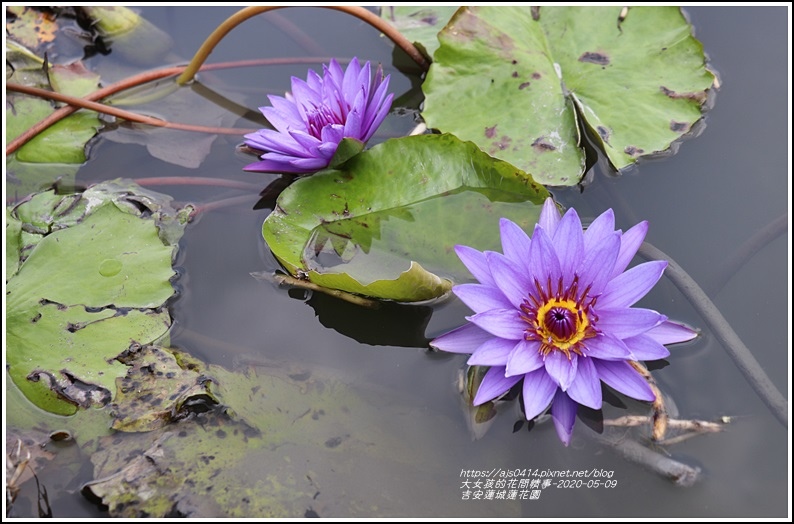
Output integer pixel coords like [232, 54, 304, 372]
[430, 198, 697, 445]
[243, 57, 393, 174]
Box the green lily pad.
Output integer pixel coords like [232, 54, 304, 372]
[6, 40, 102, 167]
[5, 181, 187, 415]
[380, 6, 459, 60]
[82, 6, 174, 66]
[421, 6, 717, 186]
[262, 133, 549, 302]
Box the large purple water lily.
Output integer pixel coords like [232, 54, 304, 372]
[430, 198, 697, 445]
[243, 57, 393, 174]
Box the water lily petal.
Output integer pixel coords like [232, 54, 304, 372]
[596, 307, 665, 339]
[472, 366, 521, 405]
[243, 159, 297, 173]
[538, 197, 561, 236]
[593, 360, 655, 402]
[623, 333, 671, 360]
[288, 130, 323, 152]
[343, 94, 365, 138]
[578, 232, 620, 295]
[583, 208, 615, 252]
[468, 337, 515, 366]
[522, 368, 557, 420]
[612, 221, 649, 278]
[499, 218, 531, 269]
[261, 105, 304, 135]
[361, 92, 393, 142]
[565, 356, 602, 409]
[430, 323, 493, 354]
[266, 95, 303, 125]
[454, 245, 496, 287]
[505, 339, 544, 376]
[467, 309, 526, 340]
[527, 225, 561, 293]
[544, 351, 578, 391]
[584, 333, 634, 360]
[644, 320, 699, 345]
[245, 129, 307, 157]
[599, 260, 667, 309]
[551, 390, 578, 446]
[453, 283, 513, 313]
[486, 251, 532, 310]
[325, 58, 345, 88]
[553, 208, 584, 288]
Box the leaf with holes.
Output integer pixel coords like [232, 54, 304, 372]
[421, 6, 717, 186]
[5, 181, 187, 415]
[262, 133, 549, 302]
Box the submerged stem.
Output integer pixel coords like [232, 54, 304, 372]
[704, 213, 788, 296]
[639, 242, 788, 428]
[176, 6, 428, 85]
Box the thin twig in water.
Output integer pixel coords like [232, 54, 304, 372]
[604, 415, 728, 435]
[629, 360, 668, 441]
[639, 241, 788, 428]
[269, 273, 381, 309]
[588, 427, 702, 487]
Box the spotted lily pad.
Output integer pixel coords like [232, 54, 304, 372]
[5, 180, 188, 415]
[421, 6, 717, 186]
[262, 133, 549, 302]
[379, 6, 459, 60]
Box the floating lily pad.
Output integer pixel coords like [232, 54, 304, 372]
[5, 181, 187, 415]
[262, 133, 549, 302]
[6, 39, 102, 178]
[421, 6, 717, 186]
[380, 6, 459, 60]
[82, 6, 174, 66]
[5, 6, 59, 52]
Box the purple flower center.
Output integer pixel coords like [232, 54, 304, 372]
[544, 307, 577, 340]
[306, 104, 343, 139]
[519, 276, 598, 359]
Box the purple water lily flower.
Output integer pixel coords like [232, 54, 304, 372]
[243, 57, 393, 174]
[430, 198, 697, 445]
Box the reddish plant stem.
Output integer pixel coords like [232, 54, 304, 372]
[176, 6, 428, 85]
[5, 56, 335, 156]
[133, 177, 264, 192]
[6, 83, 257, 135]
[189, 194, 260, 217]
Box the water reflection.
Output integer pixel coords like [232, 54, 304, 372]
[306, 290, 433, 347]
[5, 5, 789, 519]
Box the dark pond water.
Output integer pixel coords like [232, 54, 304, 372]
[5, 6, 789, 518]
